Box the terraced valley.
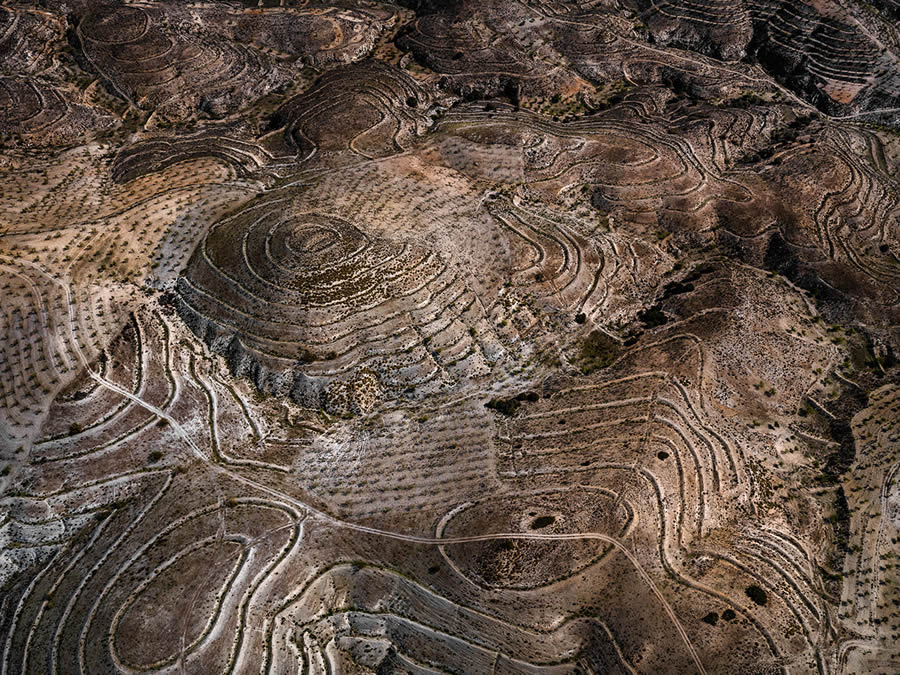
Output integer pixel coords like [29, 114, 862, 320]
[1, 0, 899, 673]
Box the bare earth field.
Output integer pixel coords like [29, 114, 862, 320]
[1, 0, 899, 673]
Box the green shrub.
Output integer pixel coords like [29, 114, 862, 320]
[745, 585, 768, 606]
[485, 391, 540, 416]
[638, 305, 667, 328]
[578, 330, 620, 374]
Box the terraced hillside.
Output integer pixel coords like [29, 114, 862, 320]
[1, 1, 899, 673]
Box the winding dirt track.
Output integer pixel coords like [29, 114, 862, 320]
[24, 260, 707, 675]
[88, 363, 707, 675]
